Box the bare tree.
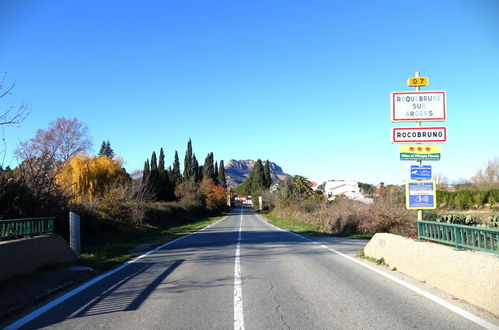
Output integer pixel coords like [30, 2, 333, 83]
[14, 117, 92, 198]
[472, 158, 499, 189]
[0, 73, 30, 126]
[433, 172, 449, 190]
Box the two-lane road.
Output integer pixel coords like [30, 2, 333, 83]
[6, 206, 491, 329]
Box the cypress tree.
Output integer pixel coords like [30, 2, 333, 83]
[192, 154, 200, 182]
[159, 148, 165, 173]
[157, 148, 173, 201]
[183, 139, 193, 181]
[142, 159, 150, 184]
[202, 152, 215, 182]
[172, 150, 182, 185]
[151, 151, 158, 173]
[263, 160, 272, 189]
[150, 151, 160, 199]
[251, 159, 265, 194]
[218, 160, 227, 188]
[214, 161, 219, 185]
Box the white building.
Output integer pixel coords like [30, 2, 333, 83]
[324, 180, 373, 204]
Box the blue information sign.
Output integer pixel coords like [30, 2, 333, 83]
[406, 180, 436, 209]
[410, 165, 432, 180]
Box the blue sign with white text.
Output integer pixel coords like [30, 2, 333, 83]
[410, 165, 432, 180]
[406, 181, 436, 209]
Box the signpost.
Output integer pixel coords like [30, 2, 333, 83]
[400, 145, 441, 161]
[406, 180, 436, 209]
[390, 72, 447, 222]
[392, 127, 447, 143]
[391, 91, 446, 122]
[410, 165, 432, 180]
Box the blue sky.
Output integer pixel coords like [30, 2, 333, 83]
[1, 0, 498, 185]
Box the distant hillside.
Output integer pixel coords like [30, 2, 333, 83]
[224, 159, 288, 186]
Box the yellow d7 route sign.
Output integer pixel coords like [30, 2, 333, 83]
[408, 77, 428, 87]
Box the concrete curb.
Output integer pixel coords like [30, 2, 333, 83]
[364, 233, 499, 316]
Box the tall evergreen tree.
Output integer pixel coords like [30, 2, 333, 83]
[142, 159, 150, 184]
[192, 154, 200, 182]
[98, 140, 115, 157]
[98, 141, 107, 156]
[150, 151, 158, 173]
[183, 139, 193, 181]
[158, 148, 165, 173]
[218, 160, 227, 188]
[157, 147, 173, 201]
[202, 152, 215, 182]
[263, 160, 272, 189]
[172, 150, 182, 185]
[150, 151, 160, 199]
[251, 159, 265, 194]
[214, 161, 219, 185]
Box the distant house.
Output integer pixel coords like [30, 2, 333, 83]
[234, 195, 247, 202]
[324, 180, 373, 204]
[233, 195, 253, 206]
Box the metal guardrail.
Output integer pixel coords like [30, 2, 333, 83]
[416, 220, 499, 254]
[0, 217, 55, 240]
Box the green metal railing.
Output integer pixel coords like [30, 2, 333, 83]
[0, 217, 55, 240]
[417, 220, 499, 254]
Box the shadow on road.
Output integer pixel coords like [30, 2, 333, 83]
[28, 259, 184, 329]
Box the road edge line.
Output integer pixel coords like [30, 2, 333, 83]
[255, 214, 498, 330]
[4, 214, 232, 330]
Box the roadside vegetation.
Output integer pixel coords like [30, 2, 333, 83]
[0, 115, 229, 259]
[240, 157, 499, 239]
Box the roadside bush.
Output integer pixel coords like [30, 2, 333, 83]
[271, 197, 418, 238]
[357, 199, 417, 237]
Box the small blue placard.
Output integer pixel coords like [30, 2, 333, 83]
[406, 181, 436, 209]
[410, 165, 432, 180]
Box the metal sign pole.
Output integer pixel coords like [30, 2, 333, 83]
[415, 71, 423, 222]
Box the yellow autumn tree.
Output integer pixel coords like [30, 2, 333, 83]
[56, 154, 129, 202]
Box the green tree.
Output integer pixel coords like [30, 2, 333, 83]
[157, 147, 173, 201]
[236, 176, 252, 195]
[142, 159, 150, 184]
[214, 161, 219, 185]
[183, 139, 193, 182]
[251, 159, 265, 195]
[263, 160, 272, 189]
[218, 160, 227, 188]
[203, 152, 215, 181]
[292, 175, 314, 198]
[192, 154, 200, 183]
[98, 140, 114, 157]
[150, 151, 159, 199]
[158, 148, 165, 173]
[171, 150, 182, 185]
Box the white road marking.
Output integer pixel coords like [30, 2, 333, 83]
[4, 215, 230, 330]
[256, 214, 499, 330]
[234, 206, 245, 330]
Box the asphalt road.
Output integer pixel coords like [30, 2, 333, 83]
[7, 206, 486, 329]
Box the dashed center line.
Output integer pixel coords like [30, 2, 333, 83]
[234, 206, 245, 330]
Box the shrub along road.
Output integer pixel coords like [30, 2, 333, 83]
[5, 206, 488, 329]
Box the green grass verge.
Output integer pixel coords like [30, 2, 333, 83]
[356, 251, 387, 266]
[262, 214, 373, 239]
[77, 214, 226, 271]
[263, 214, 324, 235]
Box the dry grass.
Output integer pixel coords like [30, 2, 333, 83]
[272, 198, 418, 238]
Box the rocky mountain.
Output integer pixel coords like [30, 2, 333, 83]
[224, 159, 289, 186]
